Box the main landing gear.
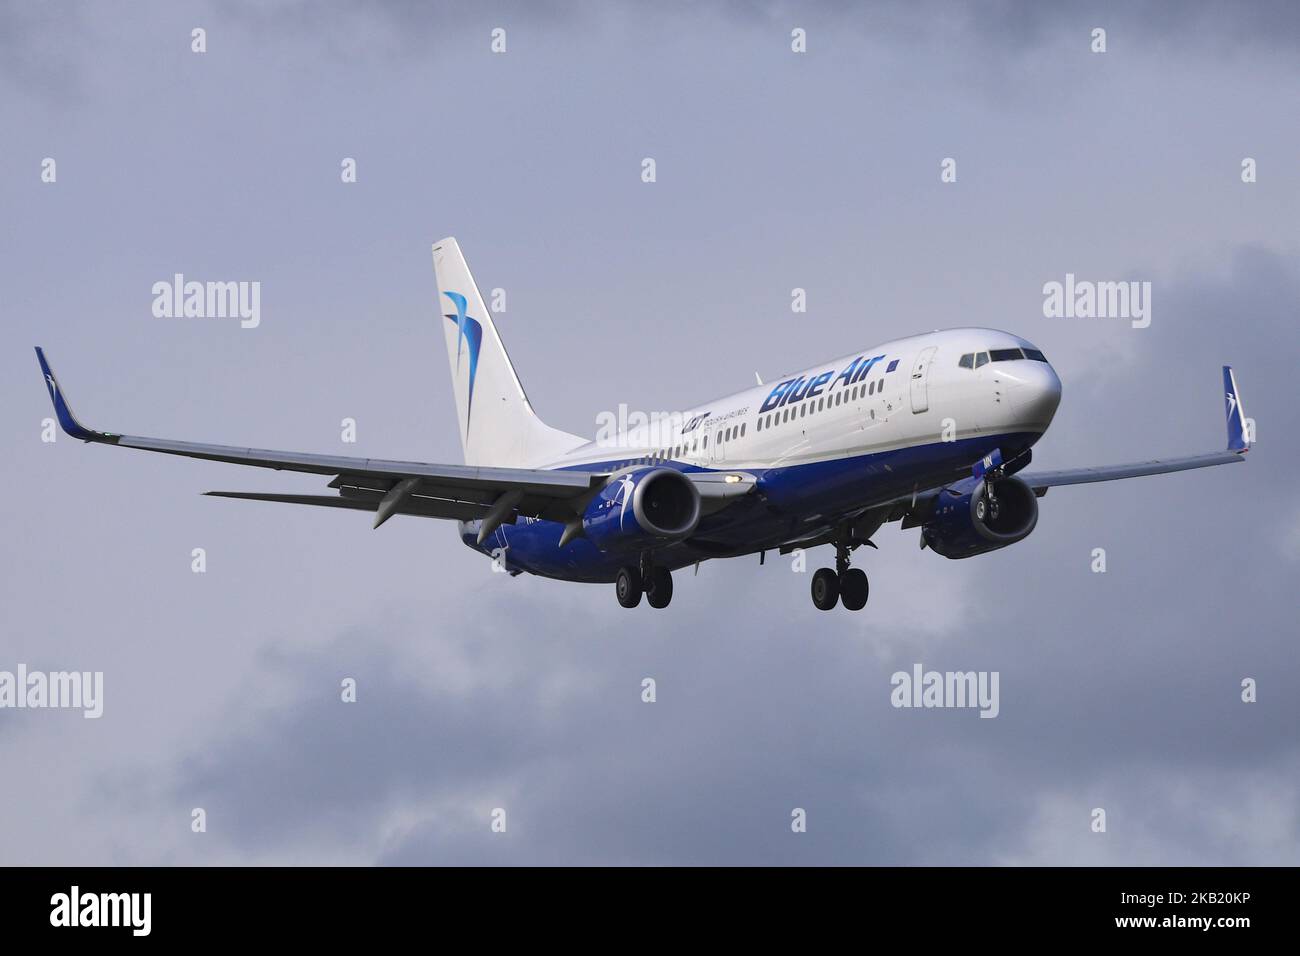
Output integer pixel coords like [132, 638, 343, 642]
[616, 554, 673, 609]
[811, 536, 870, 611]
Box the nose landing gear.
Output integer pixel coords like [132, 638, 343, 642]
[810, 534, 871, 611]
[974, 455, 1007, 523]
[975, 483, 1001, 522]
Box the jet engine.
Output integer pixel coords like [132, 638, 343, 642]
[583, 467, 701, 552]
[920, 474, 1038, 559]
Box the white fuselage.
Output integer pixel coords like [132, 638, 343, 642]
[546, 328, 1062, 474]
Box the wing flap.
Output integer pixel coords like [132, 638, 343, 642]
[204, 490, 489, 521]
[118, 434, 594, 495]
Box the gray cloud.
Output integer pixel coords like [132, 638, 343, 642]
[2, 0, 1296, 865]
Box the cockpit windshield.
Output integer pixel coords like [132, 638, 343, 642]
[957, 347, 1047, 368]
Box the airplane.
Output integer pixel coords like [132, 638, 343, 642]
[35, 237, 1252, 611]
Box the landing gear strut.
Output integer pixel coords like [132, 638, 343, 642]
[810, 533, 870, 611]
[616, 554, 673, 609]
[975, 485, 1000, 522]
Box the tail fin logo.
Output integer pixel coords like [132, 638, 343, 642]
[443, 291, 484, 437]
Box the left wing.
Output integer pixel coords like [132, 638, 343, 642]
[36, 347, 606, 536]
[1021, 366, 1251, 494]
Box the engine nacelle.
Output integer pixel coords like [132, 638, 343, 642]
[583, 467, 701, 552]
[921, 474, 1038, 559]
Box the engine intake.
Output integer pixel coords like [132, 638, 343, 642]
[921, 474, 1038, 559]
[583, 467, 701, 552]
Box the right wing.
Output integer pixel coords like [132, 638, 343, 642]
[1020, 366, 1251, 495]
[36, 347, 605, 537]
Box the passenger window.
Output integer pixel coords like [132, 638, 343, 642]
[975, 352, 989, 368]
[740, 423, 746, 437]
[959, 353, 973, 369]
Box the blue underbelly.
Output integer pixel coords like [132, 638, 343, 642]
[463, 432, 1040, 582]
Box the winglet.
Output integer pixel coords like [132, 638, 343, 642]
[1223, 365, 1250, 454]
[34, 347, 113, 443]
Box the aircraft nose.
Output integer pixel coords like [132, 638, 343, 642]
[1006, 360, 1062, 428]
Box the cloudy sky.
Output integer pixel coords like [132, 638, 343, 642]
[1, 0, 1296, 865]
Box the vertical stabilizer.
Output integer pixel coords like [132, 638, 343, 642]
[432, 238, 585, 467]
